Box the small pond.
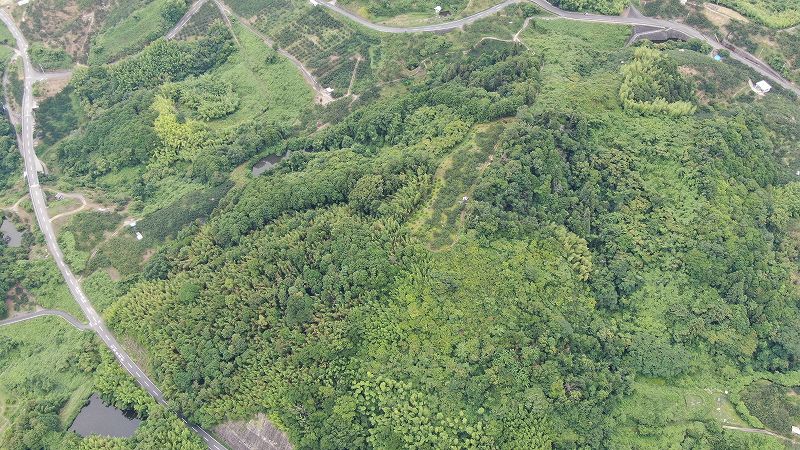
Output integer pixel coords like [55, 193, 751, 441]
[69, 394, 142, 438]
[252, 153, 287, 177]
[0, 217, 22, 247]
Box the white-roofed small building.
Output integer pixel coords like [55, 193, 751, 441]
[754, 80, 772, 95]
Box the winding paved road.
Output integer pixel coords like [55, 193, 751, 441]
[0, 8, 227, 450]
[0, 309, 89, 330]
[317, 0, 800, 97]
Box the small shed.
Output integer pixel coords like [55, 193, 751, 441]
[755, 80, 772, 94]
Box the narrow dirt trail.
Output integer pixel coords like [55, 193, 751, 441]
[722, 425, 795, 443]
[47, 191, 88, 223]
[214, 0, 334, 105]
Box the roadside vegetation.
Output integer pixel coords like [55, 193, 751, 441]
[713, 0, 800, 28]
[0, 319, 205, 449]
[29, 43, 73, 71]
[1, 208, 85, 319]
[640, 0, 800, 83]
[88, 0, 189, 65]
[339, 0, 469, 17]
[2, 1, 800, 449]
[91, 8, 799, 450]
[0, 86, 20, 192]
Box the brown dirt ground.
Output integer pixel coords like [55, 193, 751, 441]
[17, 0, 115, 62]
[33, 77, 70, 100]
[215, 414, 293, 450]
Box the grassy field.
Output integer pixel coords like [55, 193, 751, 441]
[413, 122, 506, 250]
[0, 317, 95, 447]
[714, 0, 800, 28]
[89, 0, 184, 64]
[61, 211, 124, 252]
[204, 23, 313, 129]
[46, 196, 81, 218]
[0, 24, 15, 48]
[609, 379, 786, 448]
[89, 232, 149, 278]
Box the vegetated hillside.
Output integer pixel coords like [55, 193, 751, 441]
[16, 0, 189, 65]
[16, 0, 112, 63]
[89, 0, 189, 65]
[641, 0, 800, 83]
[80, 12, 800, 450]
[8, 2, 800, 448]
[711, 0, 800, 29]
[14, 0, 187, 65]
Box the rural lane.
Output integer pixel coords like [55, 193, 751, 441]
[0, 8, 227, 450]
[0, 309, 89, 331]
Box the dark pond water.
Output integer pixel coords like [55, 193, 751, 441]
[252, 153, 287, 176]
[0, 217, 22, 247]
[68, 394, 142, 438]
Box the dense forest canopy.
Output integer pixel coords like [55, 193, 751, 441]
[2, 1, 800, 449]
[100, 22, 800, 450]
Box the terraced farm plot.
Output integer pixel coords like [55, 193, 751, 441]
[247, 3, 378, 97]
[175, 0, 224, 40]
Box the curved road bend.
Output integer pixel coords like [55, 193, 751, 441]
[0, 309, 89, 330]
[0, 9, 226, 450]
[317, 0, 800, 97]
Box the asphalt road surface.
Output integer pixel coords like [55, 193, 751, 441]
[0, 309, 89, 330]
[0, 8, 227, 450]
[317, 0, 800, 97]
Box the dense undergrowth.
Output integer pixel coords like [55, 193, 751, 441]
[2, 1, 800, 448]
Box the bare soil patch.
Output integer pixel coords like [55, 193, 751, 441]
[17, 0, 114, 62]
[33, 76, 70, 99]
[215, 414, 293, 450]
